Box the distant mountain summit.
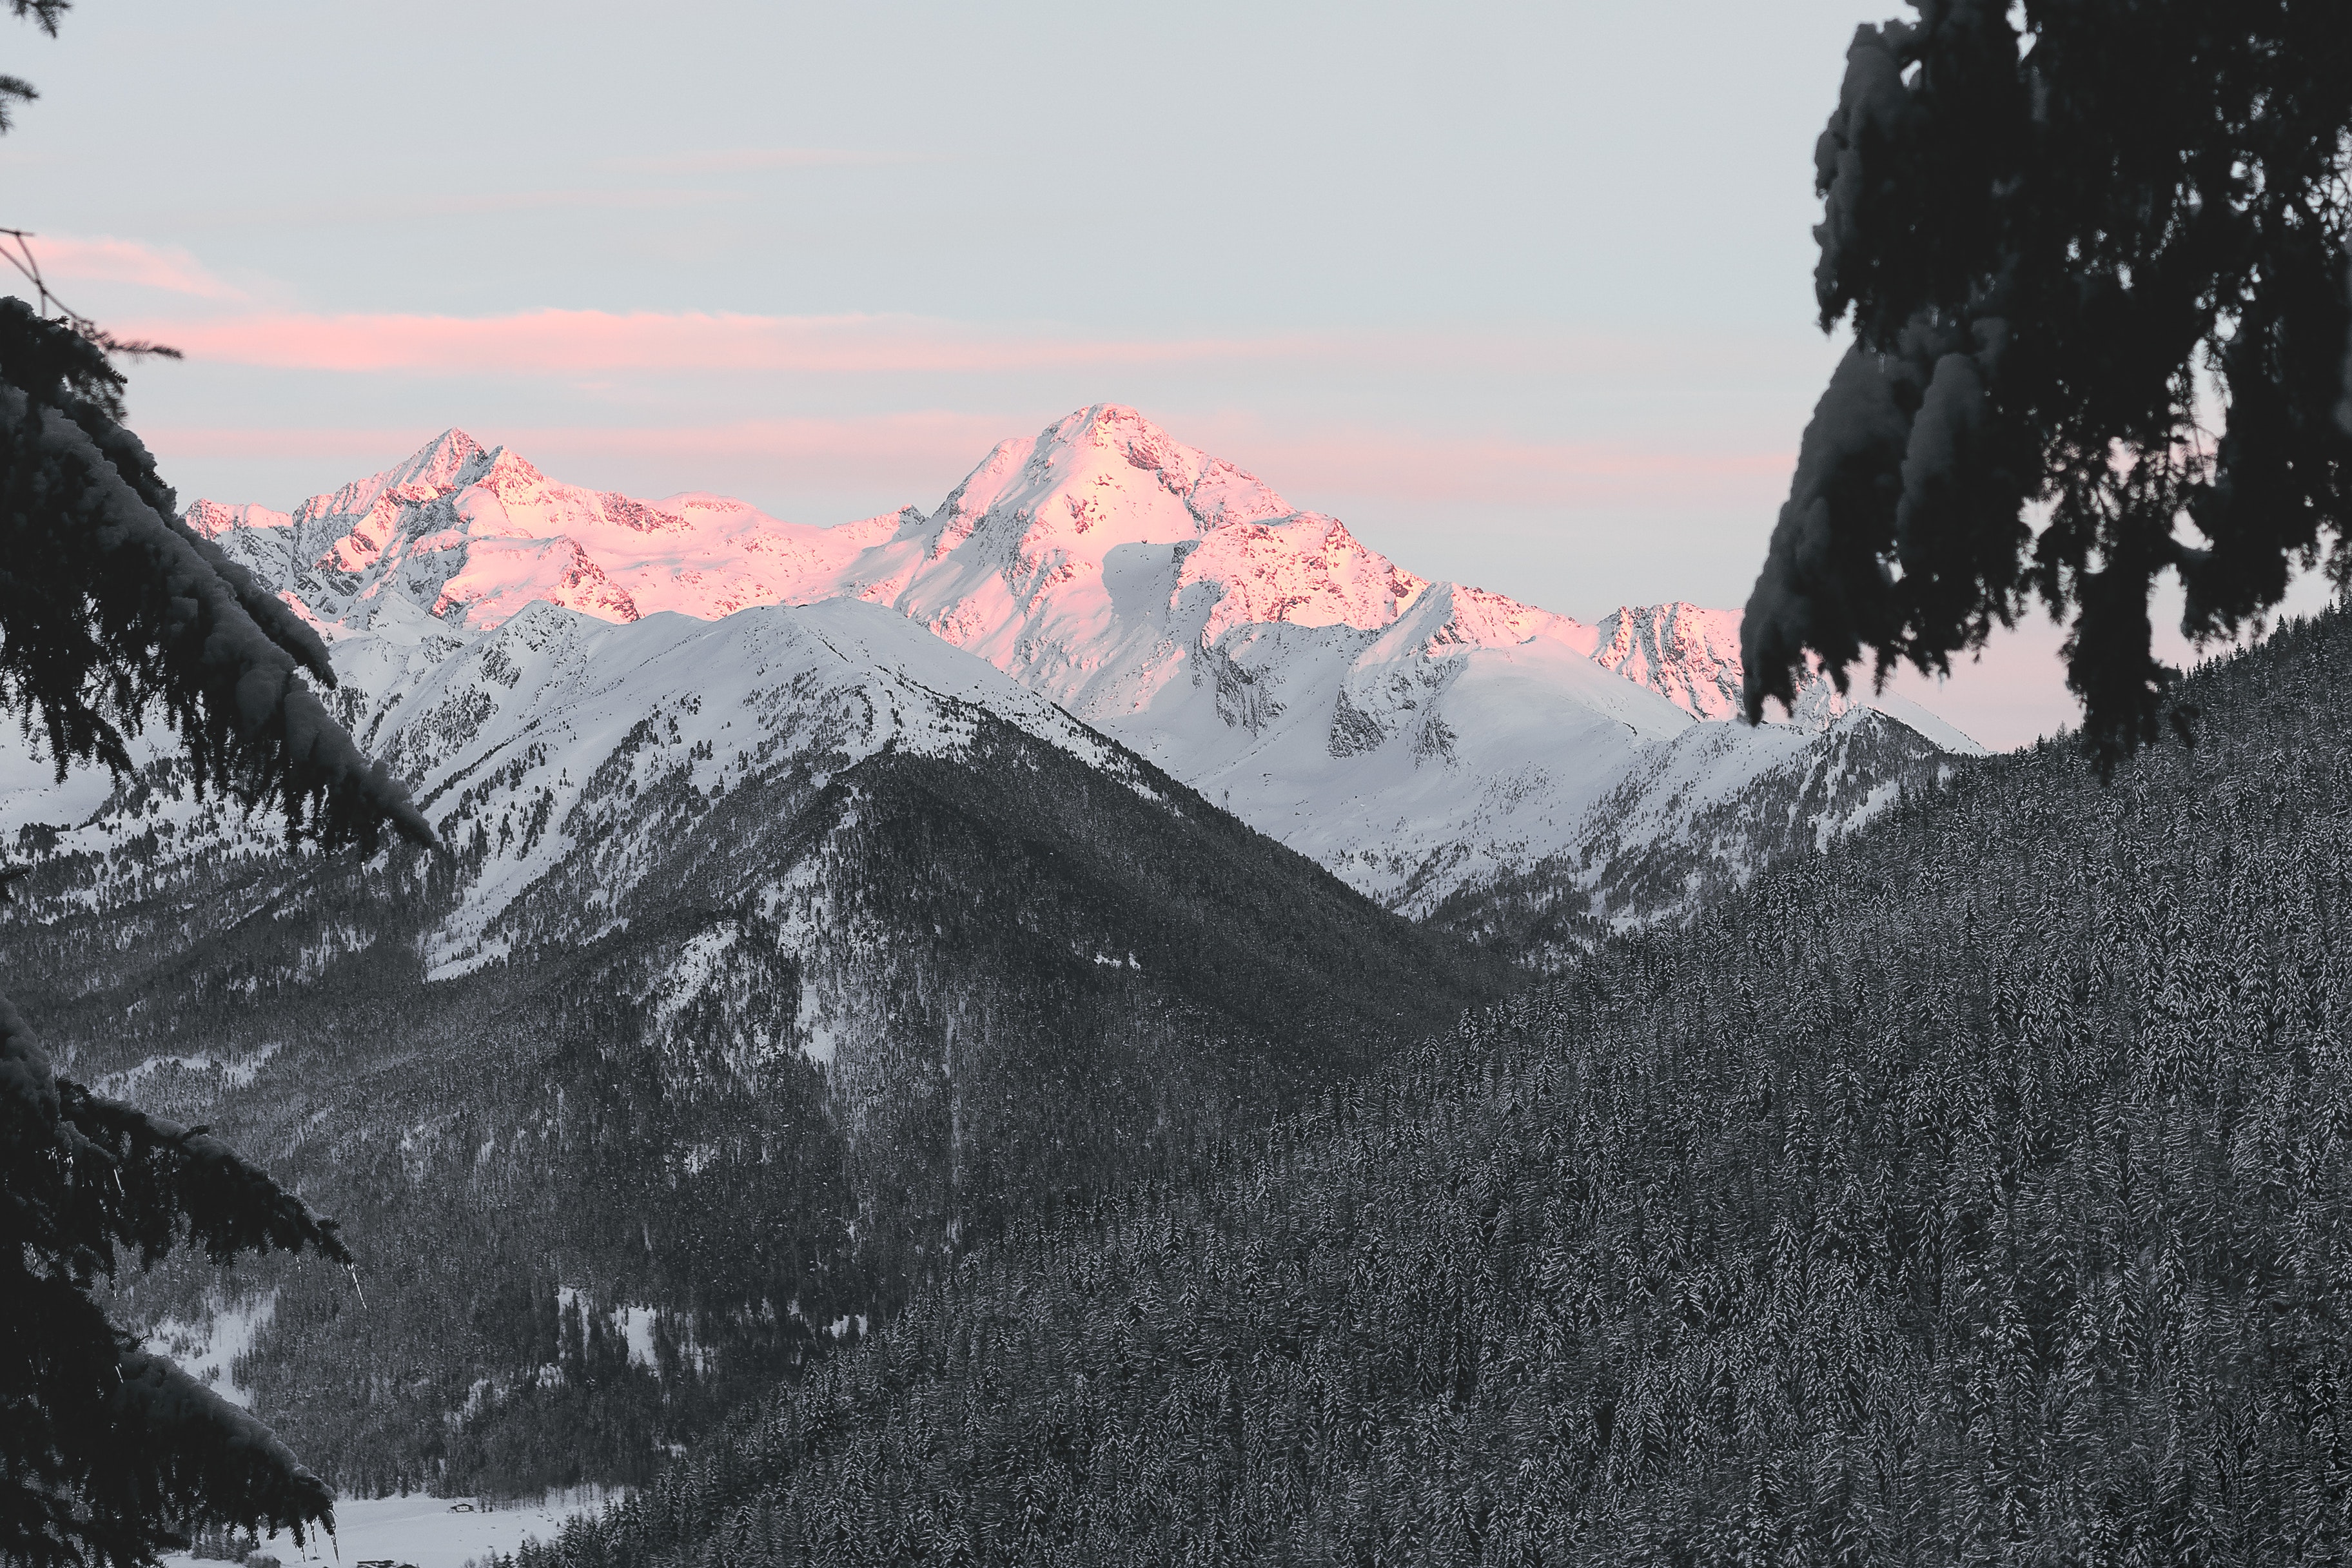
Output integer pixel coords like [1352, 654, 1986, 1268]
[1591, 601, 1745, 719]
[186, 407, 1844, 725]
[173, 403, 1979, 930]
[185, 427, 878, 631]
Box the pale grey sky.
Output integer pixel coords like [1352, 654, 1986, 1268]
[10, 1, 2311, 747]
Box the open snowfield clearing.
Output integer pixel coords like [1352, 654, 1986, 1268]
[161, 1490, 616, 1568]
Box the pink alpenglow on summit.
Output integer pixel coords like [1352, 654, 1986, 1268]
[182, 406, 1761, 721]
[181, 404, 1981, 916]
[1589, 603, 1749, 721]
[188, 428, 878, 631]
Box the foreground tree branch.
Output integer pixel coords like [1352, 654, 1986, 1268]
[1743, 0, 2352, 767]
[3, 7, 436, 1560]
[2, 997, 350, 1568]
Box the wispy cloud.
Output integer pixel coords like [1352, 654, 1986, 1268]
[398, 188, 743, 215]
[137, 426, 438, 464]
[175, 189, 743, 231]
[121, 309, 1381, 377]
[19, 233, 246, 300]
[113, 309, 1649, 380]
[606, 147, 927, 175]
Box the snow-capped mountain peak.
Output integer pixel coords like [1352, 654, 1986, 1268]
[305, 426, 495, 527]
[186, 429, 877, 636]
[1177, 513, 1429, 646]
[904, 403, 1296, 571]
[1590, 602, 1747, 721]
[1037, 402, 1299, 532]
[188, 409, 1790, 738]
[172, 404, 1980, 921]
[1395, 581, 1570, 657]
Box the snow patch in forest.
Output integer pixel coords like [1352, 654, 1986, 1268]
[99, 1042, 280, 1100]
[798, 996, 841, 1066]
[646, 923, 741, 1032]
[293, 923, 375, 981]
[144, 1291, 277, 1410]
[554, 1288, 673, 1372]
[614, 1303, 659, 1368]
[426, 935, 512, 983]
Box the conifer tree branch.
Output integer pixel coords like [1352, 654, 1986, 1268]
[8, 1, 67, 38]
[1, 303, 435, 850]
[3, 993, 344, 1568]
[0, 6, 384, 1562]
[0, 230, 182, 381]
[1742, 1, 2352, 770]
[0, 74, 35, 135]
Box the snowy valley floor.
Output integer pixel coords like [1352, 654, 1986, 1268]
[162, 1490, 616, 1568]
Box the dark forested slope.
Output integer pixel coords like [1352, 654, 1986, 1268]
[524, 606, 2352, 1565]
[10, 698, 1499, 1500]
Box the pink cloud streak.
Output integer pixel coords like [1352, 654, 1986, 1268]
[119, 309, 1706, 380]
[128, 311, 1325, 376]
[1194, 424, 1792, 509]
[22, 233, 246, 300]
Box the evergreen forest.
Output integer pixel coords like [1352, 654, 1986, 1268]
[507, 606, 2352, 1565]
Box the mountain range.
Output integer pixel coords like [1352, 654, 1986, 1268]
[168, 404, 1978, 937]
[3, 403, 1984, 1497]
[7, 582, 1497, 1494]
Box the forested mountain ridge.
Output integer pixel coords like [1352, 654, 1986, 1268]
[6, 591, 1499, 1497]
[514, 606, 2352, 1565]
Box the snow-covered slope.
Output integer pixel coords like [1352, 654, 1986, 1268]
[17, 579, 1149, 981]
[179, 407, 1977, 921]
[362, 592, 1153, 977]
[776, 405, 1977, 914]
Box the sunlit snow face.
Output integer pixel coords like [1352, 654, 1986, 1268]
[130, 402, 1974, 939]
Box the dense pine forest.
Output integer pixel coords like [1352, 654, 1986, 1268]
[509, 605, 2352, 1565]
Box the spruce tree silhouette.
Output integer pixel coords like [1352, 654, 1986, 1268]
[1742, 1, 2352, 768]
[3, 5, 435, 1563]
